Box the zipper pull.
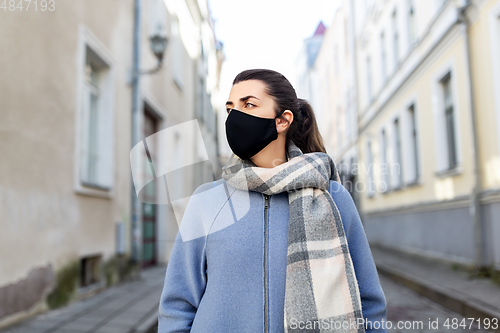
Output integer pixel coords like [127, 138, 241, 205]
[264, 194, 269, 207]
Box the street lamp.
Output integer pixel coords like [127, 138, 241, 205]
[137, 33, 169, 75]
[150, 33, 168, 64]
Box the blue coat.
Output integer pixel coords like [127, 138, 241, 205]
[158, 178, 388, 332]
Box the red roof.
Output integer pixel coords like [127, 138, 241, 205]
[313, 21, 326, 36]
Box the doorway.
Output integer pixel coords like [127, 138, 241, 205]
[142, 109, 158, 267]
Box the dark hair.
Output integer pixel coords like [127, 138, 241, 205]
[232, 68, 326, 154]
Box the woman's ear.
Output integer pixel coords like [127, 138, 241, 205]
[276, 110, 293, 133]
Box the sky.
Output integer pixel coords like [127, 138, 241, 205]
[209, 0, 339, 89]
[208, 0, 340, 155]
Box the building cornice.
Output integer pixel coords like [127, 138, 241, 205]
[358, 1, 460, 134]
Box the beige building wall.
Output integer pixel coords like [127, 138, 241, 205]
[468, 0, 500, 192]
[0, 0, 137, 288]
[0, 0, 222, 328]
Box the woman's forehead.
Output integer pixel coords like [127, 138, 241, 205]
[228, 80, 268, 100]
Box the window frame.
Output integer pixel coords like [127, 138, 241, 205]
[392, 116, 404, 190]
[366, 138, 375, 198]
[407, 0, 418, 47]
[74, 25, 116, 198]
[432, 62, 462, 177]
[442, 73, 458, 170]
[379, 127, 390, 193]
[404, 100, 421, 186]
[392, 9, 400, 68]
[380, 31, 387, 83]
[488, 4, 500, 162]
[171, 15, 184, 91]
[366, 55, 372, 104]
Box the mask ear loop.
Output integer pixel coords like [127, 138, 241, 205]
[275, 109, 286, 119]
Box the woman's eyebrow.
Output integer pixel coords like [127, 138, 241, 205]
[225, 95, 260, 107]
[240, 95, 260, 102]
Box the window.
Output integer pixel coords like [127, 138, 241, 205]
[334, 45, 339, 77]
[381, 31, 387, 82]
[408, 0, 417, 46]
[171, 16, 184, 90]
[336, 105, 342, 148]
[340, 159, 345, 180]
[196, 76, 204, 121]
[366, 56, 372, 104]
[393, 118, 403, 188]
[79, 46, 113, 191]
[83, 59, 100, 185]
[366, 140, 375, 197]
[380, 128, 390, 191]
[442, 73, 458, 169]
[407, 104, 419, 183]
[81, 255, 101, 287]
[433, 68, 461, 175]
[345, 90, 353, 139]
[344, 17, 349, 58]
[392, 10, 399, 66]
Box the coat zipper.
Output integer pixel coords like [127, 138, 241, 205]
[263, 194, 269, 333]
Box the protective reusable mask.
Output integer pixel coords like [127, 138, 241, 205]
[225, 108, 284, 160]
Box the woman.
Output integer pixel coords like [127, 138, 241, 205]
[158, 69, 387, 332]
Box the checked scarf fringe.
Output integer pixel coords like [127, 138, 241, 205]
[221, 141, 365, 333]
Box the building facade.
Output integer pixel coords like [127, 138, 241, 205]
[313, 1, 361, 207]
[307, 0, 500, 270]
[295, 21, 326, 120]
[0, 0, 223, 328]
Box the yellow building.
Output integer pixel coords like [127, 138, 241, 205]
[352, 0, 500, 269]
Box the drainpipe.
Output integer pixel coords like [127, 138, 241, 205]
[349, 0, 362, 212]
[131, 0, 143, 268]
[458, 0, 484, 270]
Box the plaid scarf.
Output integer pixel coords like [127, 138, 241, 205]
[221, 141, 365, 332]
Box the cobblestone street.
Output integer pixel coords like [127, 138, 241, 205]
[380, 274, 495, 333]
[0, 267, 165, 333]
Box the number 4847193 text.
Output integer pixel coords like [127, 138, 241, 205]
[1, 0, 55, 11]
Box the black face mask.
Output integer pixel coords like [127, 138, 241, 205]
[225, 109, 284, 160]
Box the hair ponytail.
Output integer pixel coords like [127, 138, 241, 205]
[289, 98, 326, 154]
[232, 69, 326, 154]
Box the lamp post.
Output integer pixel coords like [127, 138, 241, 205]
[131, 0, 168, 268]
[147, 33, 168, 72]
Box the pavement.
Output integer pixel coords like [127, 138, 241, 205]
[379, 274, 493, 332]
[3, 247, 500, 333]
[371, 245, 500, 333]
[0, 266, 166, 333]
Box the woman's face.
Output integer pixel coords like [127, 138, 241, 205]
[225, 80, 277, 118]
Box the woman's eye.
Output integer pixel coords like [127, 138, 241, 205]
[226, 108, 231, 114]
[245, 102, 255, 108]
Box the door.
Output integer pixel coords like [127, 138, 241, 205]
[142, 110, 158, 267]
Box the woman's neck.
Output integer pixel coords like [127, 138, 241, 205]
[250, 139, 287, 168]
